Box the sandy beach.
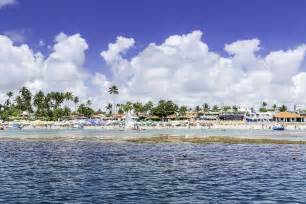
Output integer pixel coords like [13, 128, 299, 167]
[5, 120, 306, 131]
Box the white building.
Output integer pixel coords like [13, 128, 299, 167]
[245, 110, 274, 122]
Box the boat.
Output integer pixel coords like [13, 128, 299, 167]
[272, 124, 285, 131]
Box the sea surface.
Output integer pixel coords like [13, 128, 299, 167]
[1, 129, 306, 203]
[1, 128, 306, 140]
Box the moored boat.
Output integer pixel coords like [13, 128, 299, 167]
[272, 124, 285, 131]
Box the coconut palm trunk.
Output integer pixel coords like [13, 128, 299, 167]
[108, 85, 119, 116]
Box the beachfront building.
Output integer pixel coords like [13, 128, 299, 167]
[274, 111, 305, 122]
[219, 113, 244, 121]
[294, 104, 306, 113]
[166, 112, 198, 121]
[199, 112, 219, 120]
[245, 111, 274, 122]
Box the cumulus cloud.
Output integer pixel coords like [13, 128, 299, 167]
[0, 32, 90, 105]
[26, 33, 89, 98]
[293, 73, 306, 102]
[1, 30, 306, 109]
[0, 35, 43, 91]
[101, 30, 306, 107]
[0, 0, 16, 8]
[100, 36, 135, 84]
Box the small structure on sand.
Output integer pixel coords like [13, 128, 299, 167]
[274, 111, 305, 122]
[124, 112, 138, 129]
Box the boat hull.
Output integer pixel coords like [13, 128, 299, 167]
[272, 127, 285, 131]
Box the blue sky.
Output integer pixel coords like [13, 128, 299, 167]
[2, 0, 306, 75]
[1, 0, 306, 107]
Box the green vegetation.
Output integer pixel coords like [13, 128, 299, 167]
[259, 101, 268, 112]
[108, 85, 119, 113]
[78, 104, 94, 118]
[151, 100, 178, 121]
[279, 104, 288, 112]
[0, 87, 76, 121]
[0, 85, 295, 122]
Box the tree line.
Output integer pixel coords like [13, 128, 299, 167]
[0, 87, 94, 121]
[0, 86, 289, 121]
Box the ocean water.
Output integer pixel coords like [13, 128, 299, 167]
[1, 129, 306, 203]
[1, 127, 306, 141]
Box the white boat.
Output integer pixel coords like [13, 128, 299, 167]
[272, 124, 285, 131]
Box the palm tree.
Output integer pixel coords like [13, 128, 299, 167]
[5, 91, 13, 107]
[222, 106, 231, 113]
[19, 86, 33, 112]
[212, 105, 219, 112]
[121, 101, 133, 113]
[15, 96, 22, 109]
[33, 90, 45, 117]
[144, 101, 154, 116]
[272, 104, 277, 111]
[53, 92, 65, 108]
[106, 103, 113, 115]
[86, 100, 92, 106]
[259, 101, 268, 112]
[65, 92, 73, 100]
[232, 106, 238, 113]
[73, 96, 79, 111]
[108, 85, 119, 95]
[65, 92, 74, 108]
[6, 91, 13, 98]
[133, 102, 144, 116]
[108, 85, 119, 114]
[202, 103, 210, 113]
[179, 106, 188, 117]
[195, 105, 201, 113]
[279, 105, 287, 112]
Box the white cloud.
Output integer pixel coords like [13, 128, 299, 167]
[0, 0, 16, 8]
[1, 30, 306, 109]
[100, 36, 135, 84]
[293, 72, 306, 102]
[101, 30, 306, 108]
[0, 35, 43, 91]
[26, 33, 89, 98]
[101, 36, 135, 62]
[0, 32, 91, 105]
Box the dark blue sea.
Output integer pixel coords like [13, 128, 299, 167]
[1, 140, 306, 203]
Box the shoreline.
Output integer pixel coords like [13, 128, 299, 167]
[2, 120, 306, 144]
[2, 120, 306, 131]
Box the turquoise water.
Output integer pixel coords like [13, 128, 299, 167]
[1, 129, 306, 203]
